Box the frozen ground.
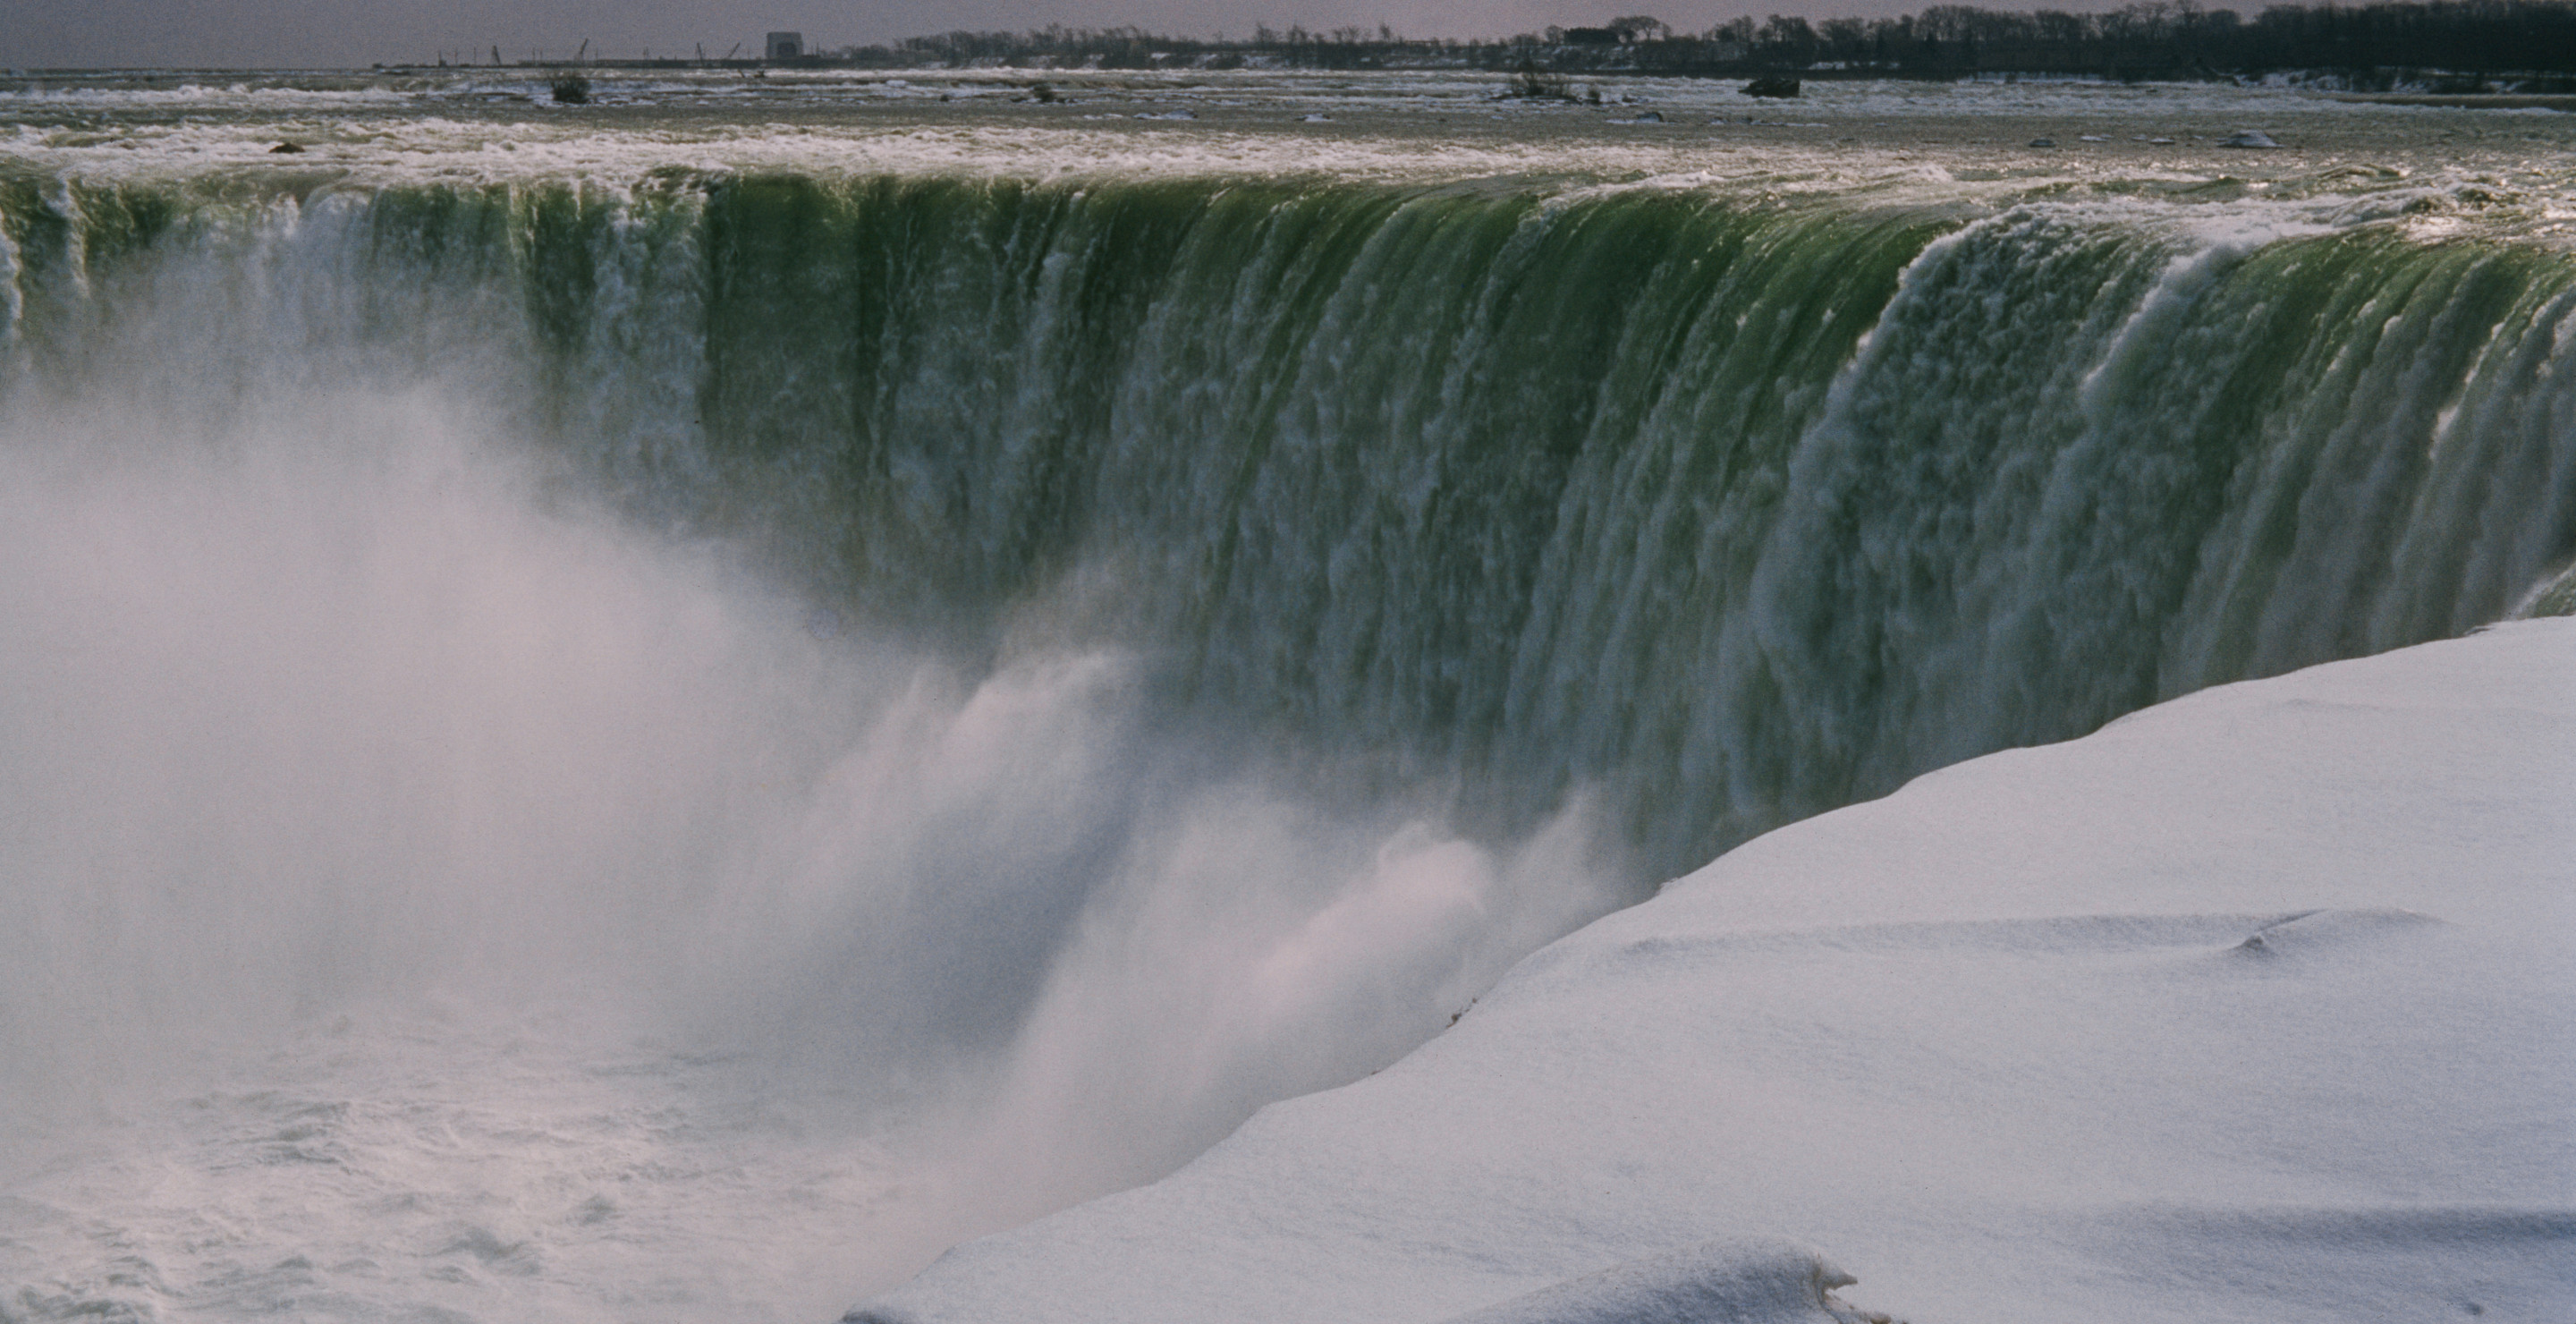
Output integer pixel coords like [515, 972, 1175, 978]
[853, 617, 2576, 1324]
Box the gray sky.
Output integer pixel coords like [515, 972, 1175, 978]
[5, 0, 2132, 70]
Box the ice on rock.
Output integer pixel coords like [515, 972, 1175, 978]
[2226, 907, 2443, 958]
[1434, 1238, 1878, 1324]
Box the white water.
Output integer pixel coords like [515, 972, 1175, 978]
[0, 383, 1622, 1321]
[5, 70, 2573, 216]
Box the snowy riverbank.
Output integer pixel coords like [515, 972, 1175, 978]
[852, 617, 2575, 1324]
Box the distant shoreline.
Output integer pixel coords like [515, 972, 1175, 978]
[393, 0, 2574, 95]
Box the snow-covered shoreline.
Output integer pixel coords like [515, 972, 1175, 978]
[851, 617, 2575, 1324]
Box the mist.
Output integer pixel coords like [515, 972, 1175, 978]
[0, 260, 1628, 1310]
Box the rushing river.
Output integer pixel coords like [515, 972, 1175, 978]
[3, 68, 2572, 1324]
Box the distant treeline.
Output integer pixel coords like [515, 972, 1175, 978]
[810, 0, 2576, 82]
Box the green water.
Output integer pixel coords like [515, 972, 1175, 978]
[5, 171, 2571, 878]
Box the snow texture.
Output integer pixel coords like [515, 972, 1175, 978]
[849, 618, 2576, 1324]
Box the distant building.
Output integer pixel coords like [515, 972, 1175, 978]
[766, 31, 803, 60]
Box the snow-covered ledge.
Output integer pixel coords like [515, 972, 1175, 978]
[848, 618, 2575, 1324]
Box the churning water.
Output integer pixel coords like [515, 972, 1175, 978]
[3, 70, 2572, 1323]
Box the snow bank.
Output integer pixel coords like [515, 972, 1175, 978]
[846, 618, 2574, 1324]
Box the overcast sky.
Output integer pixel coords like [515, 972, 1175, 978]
[6, 0, 2154, 69]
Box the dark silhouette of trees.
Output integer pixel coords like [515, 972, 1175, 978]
[828, 2, 2576, 83]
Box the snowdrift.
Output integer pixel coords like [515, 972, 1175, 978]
[850, 618, 2575, 1324]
